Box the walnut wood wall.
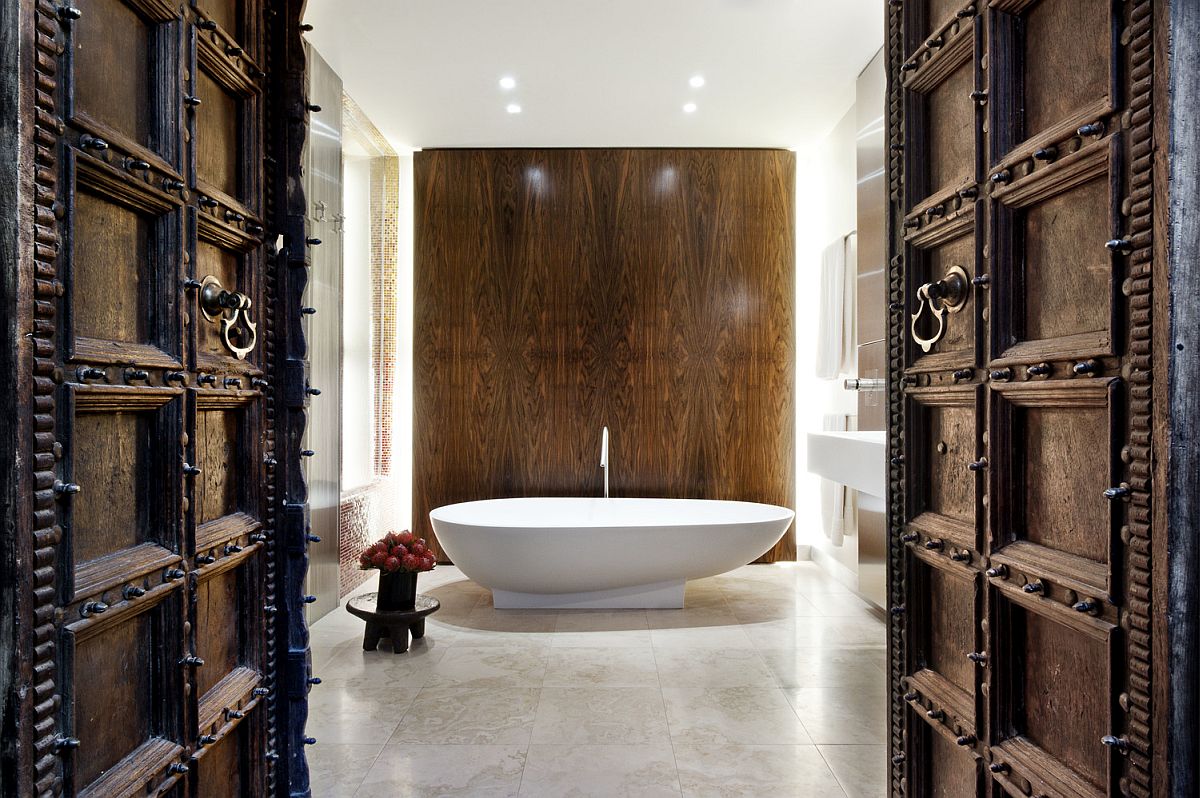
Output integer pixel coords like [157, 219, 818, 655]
[414, 149, 796, 563]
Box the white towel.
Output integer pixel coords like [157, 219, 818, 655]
[816, 237, 855, 379]
[820, 414, 850, 547]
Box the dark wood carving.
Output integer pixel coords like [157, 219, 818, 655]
[887, 0, 1166, 796]
[0, 0, 312, 794]
[413, 148, 796, 563]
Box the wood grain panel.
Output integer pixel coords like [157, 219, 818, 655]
[1008, 603, 1110, 791]
[1020, 176, 1111, 343]
[1018, 405, 1109, 562]
[196, 69, 240, 198]
[72, 412, 145, 563]
[195, 569, 240, 698]
[73, 191, 150, 344]
[73, 0, 151, 147]
[414, 149, 795, 562]
[1022, 0, 1110, 139]
[73, 613, 154, 787]
[197, 409, 239, 523]
[926, 404, 974, 523]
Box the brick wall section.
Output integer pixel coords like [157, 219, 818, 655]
[370, 157, 400, 477]
[338, 478, 401, 597]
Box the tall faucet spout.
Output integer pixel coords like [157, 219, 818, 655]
[600, 426, 609, 499]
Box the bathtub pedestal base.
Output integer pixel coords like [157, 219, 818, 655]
[492, 579, 686, 609]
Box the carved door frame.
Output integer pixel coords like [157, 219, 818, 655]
[884, 0, 1199, 796]
[0, 0, 317, 795]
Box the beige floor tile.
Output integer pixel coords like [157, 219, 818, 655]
[674, 744, 847, 797]
[819, 744, 887, 797]
[355, 744, 527, 797]
[306, 743, 383, 798]
[531, 686, 670, 745]
[305, 686, 421, 745]
[389, 687, 539, 745]
[785, 687, 888, 744]
[555, 610, 649, 632]
[519, 744, 681, 797]
[543, 646, 659, 686]
[653, 647, 775, 689]
[649, 620, 751, 650]
[426, 646, 548, 688]
[661, 687, 811, 745]
[758, 647, 889, 690]
[549, 629, 655, 648]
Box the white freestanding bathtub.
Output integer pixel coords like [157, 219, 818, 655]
[429, 497, 795, 609]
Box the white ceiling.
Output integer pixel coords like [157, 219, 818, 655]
[302, 0, 884, 151]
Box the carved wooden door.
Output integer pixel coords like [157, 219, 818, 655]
[887, 1, 1162, 796]
[49, 0, 271, 794]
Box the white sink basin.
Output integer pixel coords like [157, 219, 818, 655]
[806, 430, 886, 497]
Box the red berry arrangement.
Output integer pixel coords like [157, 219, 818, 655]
[357, 530, 436, 574]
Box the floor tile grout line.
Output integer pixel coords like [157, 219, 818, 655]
[650, 634, 686, 796]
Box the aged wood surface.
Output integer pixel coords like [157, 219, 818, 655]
[413, 148, 796, 563]
[887, 0, 1172, 795]
[0, 0, 294, 794]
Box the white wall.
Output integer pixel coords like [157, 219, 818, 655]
[341, 155, 374, 490]
[794, 105, 860, 577]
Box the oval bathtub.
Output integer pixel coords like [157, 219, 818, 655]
[429, 497, 795, 609]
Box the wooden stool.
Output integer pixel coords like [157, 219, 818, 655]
[346, 593, 441, 654]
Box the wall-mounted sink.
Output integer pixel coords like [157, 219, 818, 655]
[805, 430, 886, 497]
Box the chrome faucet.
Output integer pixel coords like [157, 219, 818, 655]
[600, 426, 609, 498]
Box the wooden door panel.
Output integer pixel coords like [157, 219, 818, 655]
[195, 408, 241, 523]
[64, 592, 185, 797]
[195, 70, 241, 201]
[194, 725, 246, 798]
[888, 0, 1159, 794]
[72, 0, 154, 150]
[1018, 404, 1110, 558]
[41, 1, 273, 794]
[917, 561, 977, 696]
[991, 136, 1119, 363]
[67, 150, 184, 366]
[1019, 178, 1112, 342]
[926, 64, 975, 194]
[194, 568, 243, 698]
[907, 385, 979, 551]
[71, 193, 152, 344]
[70, 413, 146, 560]
[994, 0, 1115, 147]
[993, 588, 1116, 796]
[195, 0, 244, 41]
[908, 711, 982, 796]
[72, 613, 156, 786]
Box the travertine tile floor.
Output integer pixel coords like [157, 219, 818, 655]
[306, 563, 887, 797]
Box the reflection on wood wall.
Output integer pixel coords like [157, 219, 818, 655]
[414, 149, 796, 562]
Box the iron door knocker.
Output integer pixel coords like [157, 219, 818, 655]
[198, 275, 258, 360]
[911, 264, 970, 353]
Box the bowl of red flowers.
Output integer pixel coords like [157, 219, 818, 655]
[358, 531, 436, 611]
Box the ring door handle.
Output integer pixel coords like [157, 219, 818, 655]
[221, 294, 257, 361]
[910, 284, 947, 353]
[198, 275, 258, 360]
[910, 264, 970, 353]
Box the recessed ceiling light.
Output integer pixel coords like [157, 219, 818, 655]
[499, 76, 516, 90]
[689, 75, 705, 88]
[683, 102, 697, 114]
[506, 103, 522, 114]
